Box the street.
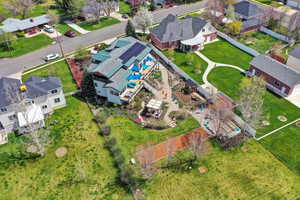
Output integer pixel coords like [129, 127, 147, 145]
[0, 1, 207, 77]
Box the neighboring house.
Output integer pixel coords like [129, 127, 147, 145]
[81, 0, 119, 21]
[273, 6, 300, 31]
[149, 14, 217, 52]
[228, 1, 263, 33]
[0, 15, 51, 35]
[249, 55, 300, 97]
[88, 37, 158, 105]
[0, 76, 66, 145]
[287, 46, 300, 72]
[125, 0, 145, 8]
[287, 0, 300, 9]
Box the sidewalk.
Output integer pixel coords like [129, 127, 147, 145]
[64, 20, 90, 34]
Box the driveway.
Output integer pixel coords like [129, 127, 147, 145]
[0, 1, 208, 77]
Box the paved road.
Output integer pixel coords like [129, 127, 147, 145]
[0, 1, 207, 77]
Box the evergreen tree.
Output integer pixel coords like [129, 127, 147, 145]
[55, 0, 82, 18]
[125, 20, 136, 37]
[150, 0, 157, 11]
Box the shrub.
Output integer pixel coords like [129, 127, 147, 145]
[104, 137, 116, 149]
[16, 32, 25, 38]
[100, 125, 111, 136]
[95, 111, 109, 124]
[115, 154, 125, 165]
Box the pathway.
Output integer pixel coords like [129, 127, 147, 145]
[64, 20, 90, 34]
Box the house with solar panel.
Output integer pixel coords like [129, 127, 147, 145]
[88, 37, 158, 105]
[0, 76, 66, 145]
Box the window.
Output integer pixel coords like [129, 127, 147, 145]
[110, 90, 119, 96]
[202, 28, 205, 32]
[8, 114, 16, 121]
[51, 89, 58, 94]
[42, 105, 48, 109]
[54, 98, 60, 103]
[274, 81, 280, 87]
[1, 108, 7, 112]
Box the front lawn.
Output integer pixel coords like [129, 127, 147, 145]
[0, 96, 132, 200]
[163, 50, 208, 85]
[77, 17, 121, 31]
[22, 60, 77, 93]
[119, 1, 131, 15]
[201, 39, 253, 70]
[144, 140, 300, 199]
[105, 115, 200, 161]
[207, 67, 300, 137]
[0, 34, 53, 58]
[238, 31, 284, 54]
[56, 23, 81, 35]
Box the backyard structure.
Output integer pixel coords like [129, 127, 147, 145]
[150, 14, 217, 52]
[0, 76, 66, 145]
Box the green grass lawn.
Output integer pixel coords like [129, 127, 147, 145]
[22, 60, 78, 93]
[260, 124, 300, 176]
[0, 34, 53, 58]
[105, 116, 200, 160]
[201, 39, 253, 70]
[163, 50, 208, 85]
[77, 17, 121, 31]
[207, 67, 300, 137]
[0, 96, 132, 200]
[55, 23, 81, 35]
[119, 1, 131, 15]
[238, 32, 284, 54]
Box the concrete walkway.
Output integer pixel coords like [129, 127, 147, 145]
[64, 20, 90, 34]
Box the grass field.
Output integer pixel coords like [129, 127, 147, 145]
[22, 60, 78, 93]
[77, 17, 121, 31]
[0, 34, 53, 58]
[238, 32, 284, 54]
[119, 1, 131, 15]
[207, 67, 300, 137]
[163, 50, 208, 84]
[0, 96, 132, 200]
[144, 140, 300, 199]
[201, 39, 253, 70]
[105, 116, 200, 161]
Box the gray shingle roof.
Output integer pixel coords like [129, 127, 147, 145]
[0, 77, 22, 107]
[233, 1, 260, 19]
[250, 55, 300, 87]
[150, 14, 209, 43]
[289, 46, 300, 59]
[242, 18, 261, 30]
[0, 15, 50, 33]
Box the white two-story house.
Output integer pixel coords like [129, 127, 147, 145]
[0, 76, 66, 145]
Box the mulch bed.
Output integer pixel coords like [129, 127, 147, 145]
[278, 115, 287, 122]
[198, 166, 207, 174]
[66, 58, 84, 88]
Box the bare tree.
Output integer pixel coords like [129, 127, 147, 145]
[165, 137, 177, 166]
[134, 7, 153, 33]
[238, 77, 266, 131]
[188, 132, 205, 159]
[82, 0, 117, 20]
[3, 0, 35, 19]
[205, 0, 226, 24]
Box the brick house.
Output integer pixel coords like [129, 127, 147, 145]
[149, 14, 217, 52]
[249, 55, 300, 97]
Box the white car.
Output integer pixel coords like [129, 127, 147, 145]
[43, 25, 55, 33]
[44, 53, 60, 61]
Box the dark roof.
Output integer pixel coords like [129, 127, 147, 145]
[250, 55, 300, 87]
[150, 14, 210, 42]
[289, 46, 300, 59]
[233, 1, 260, 18]
[0, 77, 22, 107]
[242, 18, 261, 30]
[120, 42, 146, 64]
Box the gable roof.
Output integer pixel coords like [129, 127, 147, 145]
[289, 45, 300, 59]
[150, 14, 210, 42]
[250, 55, 300, 87]
[233, 1, 260, 18]
[0, 77, 22, 107]
[0, 15, 50, 33]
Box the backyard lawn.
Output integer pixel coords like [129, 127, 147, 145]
[119, 1, 131, 15]
[77, 17, 121, 31]
[201, 39, 253, 70]
[22, 60, 78, 93]
[0, 96, 132, 200]
[144, 140, 300, 199]
[238, 32, 284, 54]
[0, 34, 53, 58]
[207, 67, 300, 137]
[105, 115, 200, 161]
[163, 50, 208, 84]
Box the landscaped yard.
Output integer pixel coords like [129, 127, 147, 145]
[22, 60, 78, 93]
[144, 140, 300, 199]
[163, 50, 208, 85]
[0, 34, 53, 58]
[105, 115, 200, 161]
[238, 32, 284, 54]
[77, 17, 121, 31]
[207, 67, 300, 137]
[201, 39, 253, 70]
[119, 1, 131, 15]
[0, 96, 132, 200]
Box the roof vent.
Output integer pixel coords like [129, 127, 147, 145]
[30, 18, 34, 22]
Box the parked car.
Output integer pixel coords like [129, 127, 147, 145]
[122, 14, 129, 19]
[43, 25, 55, 33]
[65, 30, 77, 37]
[44, 53, 60, 61]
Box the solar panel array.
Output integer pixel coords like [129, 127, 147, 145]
[119, 42, 146, 64]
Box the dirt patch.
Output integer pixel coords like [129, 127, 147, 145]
[241, 145, 249, 152]
[55, 147, 68, 158]
[198, 166, 207, 174]
[278, 115, 287, 122]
